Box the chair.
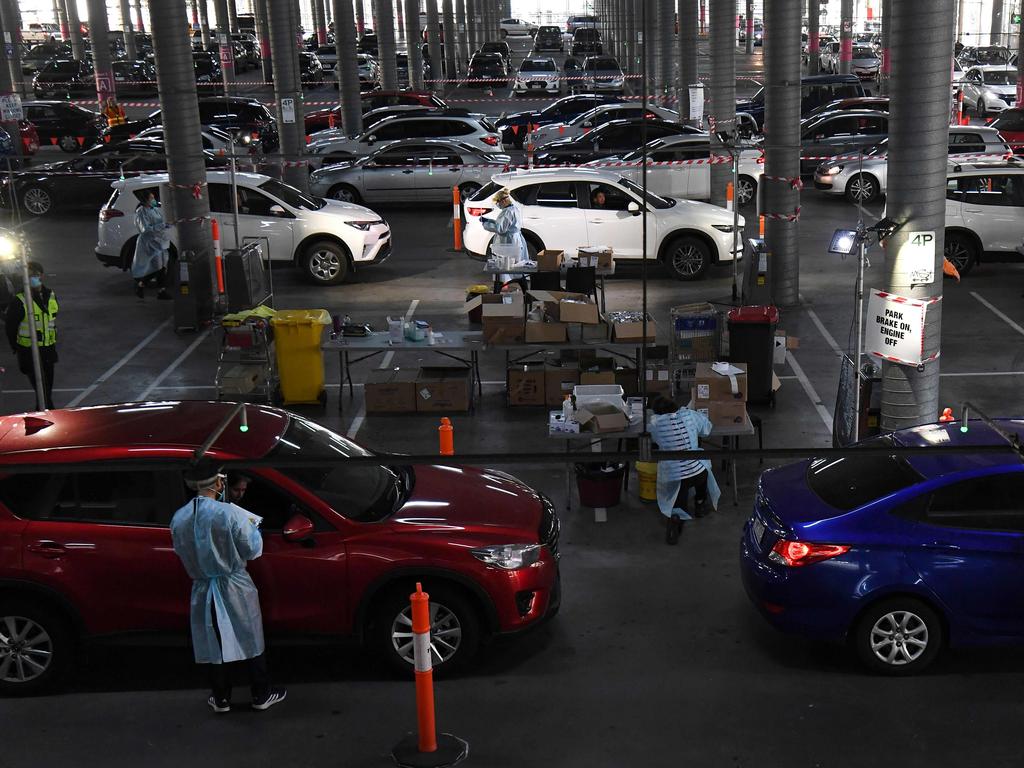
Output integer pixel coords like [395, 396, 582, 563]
[565, 266, 598, 304]
[529, 271, 563, 291]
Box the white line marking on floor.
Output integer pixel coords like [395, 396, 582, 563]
[787, 352, 833, 433]
[65, 317, 172, 408]
[7, 387, 86, 394]
[136, 329, 211, 401]
[346, 405, 365, 439]
[805, 306, 844, 357]
[939, 371, 1024, 377]
[971, 292, 1024, 337]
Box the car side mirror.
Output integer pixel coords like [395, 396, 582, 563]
[367, 134, 376, 145]
[283, 513, 314, 543]
[628, 201, 641, 216]
[269, 204, 286, 217]
[582, 121, 592, 128]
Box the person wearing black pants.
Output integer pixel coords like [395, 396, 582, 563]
[208, 605, 270, 705]
[674, 469, 710, 518]
[5, 261, 58, 411]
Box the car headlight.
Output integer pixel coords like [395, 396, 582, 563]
[826, 164, 843, 175]
[610, 77, 624, 85]
[344, 219, 381, 230]
[712, 224, 741, 233]
[470, 543, 542, 570]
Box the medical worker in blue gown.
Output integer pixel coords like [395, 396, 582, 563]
[481, 187, 528, 262]
[170, 465, 287, 713]
[131, 192, 172, 300]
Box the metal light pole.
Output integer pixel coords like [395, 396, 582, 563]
[879, 0, 955, 430]
[334, 0, 362, 136]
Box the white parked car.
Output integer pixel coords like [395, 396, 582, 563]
[357, 53, 381, 89]
[528, 103, 675, 147]
[943, 161, 1024, 274]
[500, 18, 537, 37]
[514, 57, 560, 95]
[95, 171, 392, 286]
[583, 135, 764, 205]
[961, 66, 1019, 116]
[819, 41, 841, 73]
[813, 126, 1011, 204]
[463, 168, 744, 280]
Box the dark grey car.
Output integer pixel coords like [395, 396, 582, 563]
[799, 110, 888, 175]
[308, 139, 511, 204]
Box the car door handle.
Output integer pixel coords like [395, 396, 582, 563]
[402, 169, 414, 174]
[26, 540, 66, 559]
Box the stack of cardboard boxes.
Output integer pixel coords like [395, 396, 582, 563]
[508, 352, 639, 407]
[690, 362, 748, 427]
[365, 367, 471, 414]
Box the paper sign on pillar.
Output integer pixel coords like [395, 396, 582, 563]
[865, 290, 941, 366]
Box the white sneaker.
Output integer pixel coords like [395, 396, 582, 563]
[207, 696, 231, 714]
[252, 687, 287, 711]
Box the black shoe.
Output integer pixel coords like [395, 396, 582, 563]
[135, 284, 144, 299]
[207, 696, 231, 714]
[157, 289, 171, 301]
[665, 516, 683, 545]
[252, 687, 287, 711]
[693, 502, 709, 519]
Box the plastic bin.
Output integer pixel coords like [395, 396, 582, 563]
[575, 462, 625, 507]
[727, 305, 779, 405]
[271, 309, 331, 405]
[635, 461, 658, 502]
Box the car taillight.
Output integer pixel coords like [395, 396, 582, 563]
[466, 206, 490, 216]
[99, 208, 124, 222]
[480, 134, 499, 146]
[769, 540, 850, 567]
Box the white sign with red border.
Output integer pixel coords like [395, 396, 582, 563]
[866, 290, 941, 366]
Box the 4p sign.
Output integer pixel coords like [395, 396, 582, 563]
[896, 230, 936, 285]
[866, 290, 941, 366]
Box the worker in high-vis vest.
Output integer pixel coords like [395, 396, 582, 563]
[5, 261, 57, 410]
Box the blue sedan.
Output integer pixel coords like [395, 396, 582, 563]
[741, 420, 1024, 674]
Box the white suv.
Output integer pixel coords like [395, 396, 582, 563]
[463, 168, 743, 281]
[96, 171, 392, 286]
[514, 57, 560, 95]
[944, 161, 1024, 274]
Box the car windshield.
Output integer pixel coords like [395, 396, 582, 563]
[618, 177, 674, 209]
[984, 71, 1018, 85]
[584, 58, 619, 71]
[853, 48, 877, 59]
[44, 60, 78, 74]
[806, 436, 923, 510]
[268, 416, 408, 522]
[259, 178, 326, 211]
[520, 59, 556, 72]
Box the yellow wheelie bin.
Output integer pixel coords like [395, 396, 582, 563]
[271, 309, 331, 405]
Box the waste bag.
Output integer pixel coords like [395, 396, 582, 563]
[574, 462, 626, 508]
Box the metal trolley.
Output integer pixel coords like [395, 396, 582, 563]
[215, 316, 281, 405]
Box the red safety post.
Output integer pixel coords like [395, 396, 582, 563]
[211, 218, 225, 295]
[391, 584, 469, 768]
[438, 417, 454, 455]
[451, 187, 462, 251]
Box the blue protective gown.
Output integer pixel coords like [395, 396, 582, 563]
[648, 408, 721, 519]
[170, 496, 265, 664]
[131, 203, 171, 280]
[481, 203, 528, 262]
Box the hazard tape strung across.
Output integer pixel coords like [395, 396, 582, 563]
[763, 174, 803, 190]
[762, 206, 801, 222]
[165, 180, 207, 198]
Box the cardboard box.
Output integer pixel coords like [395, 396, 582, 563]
[567, 319, 608, 343]
[528, 290, 600, 325]
[608, 311, 657, 343]
[545, 361, 580, 407]
[507, 363, 546, 406]
[535, 249, 564, 272]
[693, 362, 748, 402]
[473, 293, 525, 344]
[577, 246, 614, 269]
[525, 320, 568, 343]
[576, 401, 630, 433]
[416, 367, 471, 412]
[364, 367, 419, 413]
[580, 356, 616, 385]
[691, 390, 748, 427]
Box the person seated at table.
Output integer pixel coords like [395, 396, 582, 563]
[647, 395, 720, 545]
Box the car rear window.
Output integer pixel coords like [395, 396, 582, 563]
[806, 438, 922, 510]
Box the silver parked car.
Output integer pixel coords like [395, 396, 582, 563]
[961, 66, 1019, 117]
[813, 125, 1011, 203]
[309, 138, 511, 204]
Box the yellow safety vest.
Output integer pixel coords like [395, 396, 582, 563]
[16, 292, 58, 348]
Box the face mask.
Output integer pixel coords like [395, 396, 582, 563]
[29, 276, 41, 289]
[150, 199, 159, 208]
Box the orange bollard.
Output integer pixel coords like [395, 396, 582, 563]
[391, 584, 468, 768]
[725, 181, 734, 213]
[211, 218, 225, 294]
[438, 417, 454, 456]
[939, 407, 954, 423]
[759, 214, 765, 237]
[451, 187, 462, 251]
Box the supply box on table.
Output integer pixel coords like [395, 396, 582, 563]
[466, 292, 526, 344]
[416, 367, 471, 412]
[545, 359, 580, 407]
[607, 311, 657, 343]
[576, 246, 614, 269]
[535, 249, 564, 271]
[508, 363, 546, 406]
[365, 367, 419, 413]
[529, 289, 600, 325]
[691, 362, 748, 427]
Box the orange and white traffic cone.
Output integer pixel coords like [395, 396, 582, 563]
[391, 584, 469, 768]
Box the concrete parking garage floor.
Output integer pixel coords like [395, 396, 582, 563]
[3, 41, 1024, 768]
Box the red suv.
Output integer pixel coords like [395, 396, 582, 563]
[0, 402, 560, 694]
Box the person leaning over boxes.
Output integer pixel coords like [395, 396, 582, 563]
[648, 395, 721, 546]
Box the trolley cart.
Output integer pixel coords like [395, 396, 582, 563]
[215, 317, 280, 405]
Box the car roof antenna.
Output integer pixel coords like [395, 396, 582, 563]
[193, 402, 248, 464]
[959, 400, 1024, 457]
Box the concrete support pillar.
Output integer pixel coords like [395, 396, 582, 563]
[53, 0, 68, 39]
[624, 0, 635, 74]
[745, 0, 754, 54]
[658, 0, 674, 105]
[764, 0, 801, 307]
[956, 0, 965, 41]
[190, 0, 199, 26]
[879, 0, 891, 95]
[839, 0, 852, 74]
[0, 0, 23, 97]
[678, 0, 699, 126]
[213, 0, 235, 88]
[709, 0, 735, 207]
[355, 0, 365, 34]
[404, 0, 424, 89]
[150, 0, 215, 325]
[442, 0, 458, 80]
[269, 0, 308, 190]
[426, 0, 442, 83]
[86, 0, 116, 107]
[455, 0, 468, 75]
[990, 0, 1004, 46]
[643, 0, 656, 96]
[333, 0, 362, 136]
[199, 0, 213, 50]
[376, 0, 399, 89]
[880, 0, 955, 430]
[64, 0, 85, 60]
[228, 0, 239, 33]
[465, 0, 477, 54]
[314, 0, 328, 44]
[120, 0, 138, 59]
[807, 0, 820, 74]
[1017, 6, 1024, 109]
[256, 0, 273, 82]
[134, 0, 145, 32]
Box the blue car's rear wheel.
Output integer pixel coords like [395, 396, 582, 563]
[854, 597, 943, 675]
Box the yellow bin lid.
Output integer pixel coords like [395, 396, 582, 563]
[270, 309, 332, 326]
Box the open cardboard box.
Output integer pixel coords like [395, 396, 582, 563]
[576, 401, 630, 433]
[535, 249, 564, 272]
[608, 311, 657, 343]
[528, 289, 600, 325]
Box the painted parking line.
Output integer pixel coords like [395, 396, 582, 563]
[136, 329, 212, 401]
[971, 292, 1024, 337]
[786, 352, 834, 433]
[804, 306, 844, 357]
